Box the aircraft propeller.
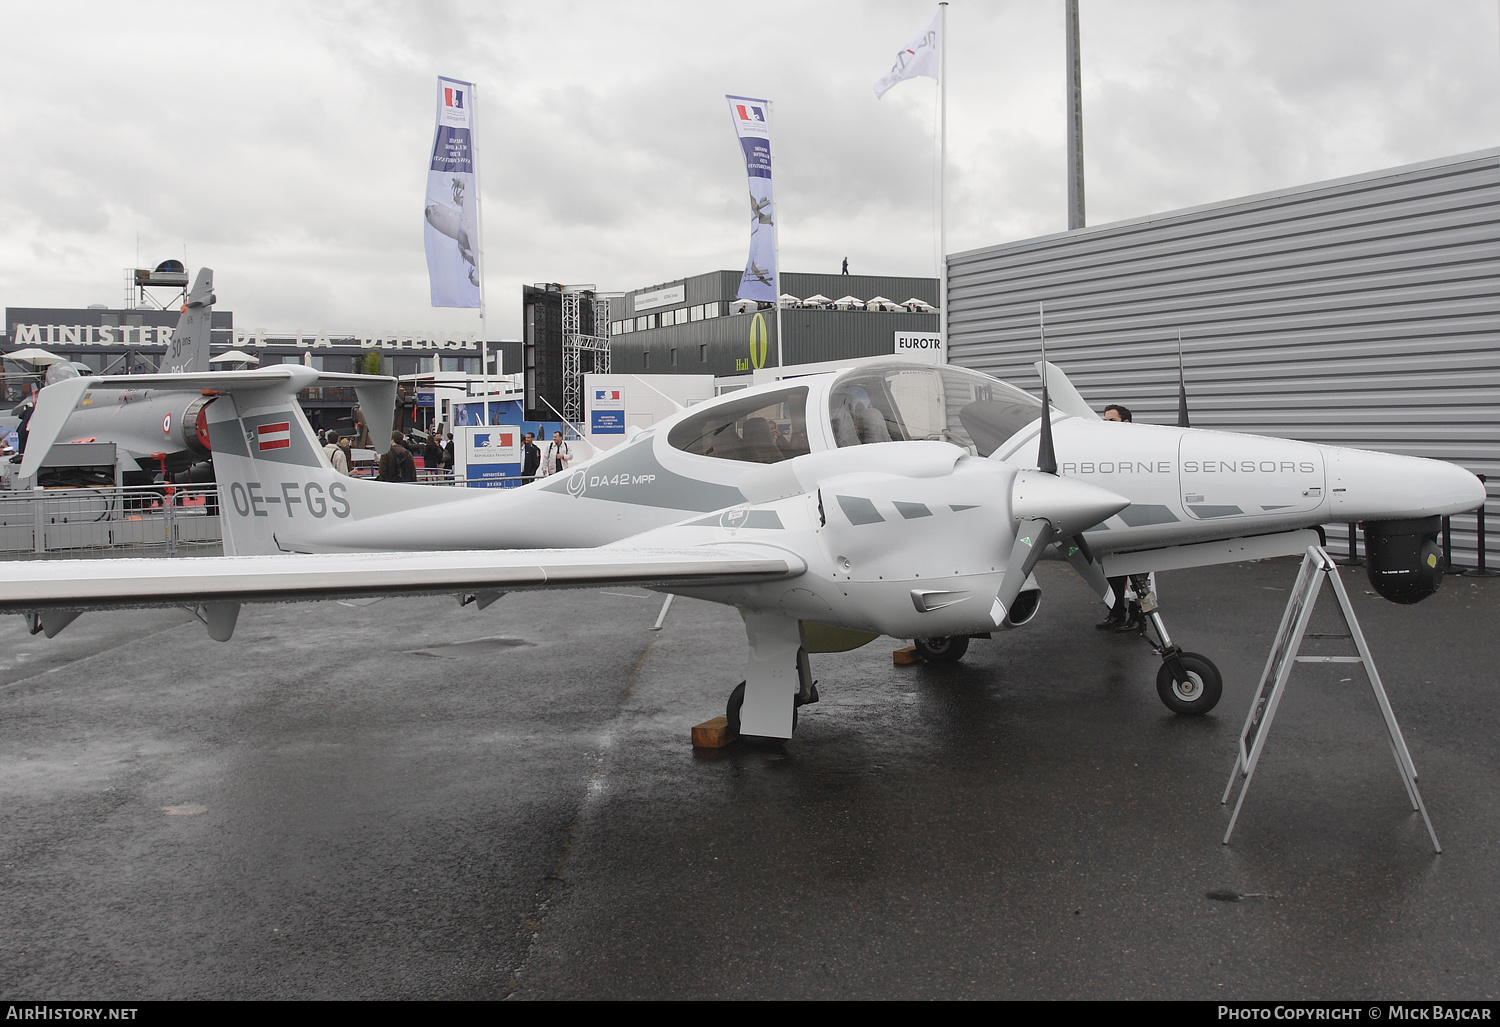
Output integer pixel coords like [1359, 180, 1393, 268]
[989, 310, 1128, 624]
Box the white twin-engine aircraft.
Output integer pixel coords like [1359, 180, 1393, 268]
[3, 359, 1484, 739]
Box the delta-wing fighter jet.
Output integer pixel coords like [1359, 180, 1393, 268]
[3, 358, 1483, 739]
[10, 268, 221, 485]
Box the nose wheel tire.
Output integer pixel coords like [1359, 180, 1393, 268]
[913, 635, 970, 663]
[1155, 652, 1222, 715]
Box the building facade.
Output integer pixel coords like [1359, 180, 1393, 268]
[3, 306, 520, 434]
[609, 270, 940, 382]
[947, 147, 1500, 564]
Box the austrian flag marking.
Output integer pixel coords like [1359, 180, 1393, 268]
[257, 422, 292, 451]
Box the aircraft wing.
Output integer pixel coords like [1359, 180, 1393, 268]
[0, 544, 806, 621]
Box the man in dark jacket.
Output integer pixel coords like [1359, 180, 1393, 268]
[521, 432, 541, 483]
[378, 431, 418, 483]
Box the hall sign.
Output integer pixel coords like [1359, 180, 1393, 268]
[12, 324, 174, 346]
[9, 325, 480, 351]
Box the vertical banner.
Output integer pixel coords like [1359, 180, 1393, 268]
[726, 95, 776, 304]
[424, 77, 481, 308]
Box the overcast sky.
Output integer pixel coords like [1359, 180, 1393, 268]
[1, 0, 1495, 340]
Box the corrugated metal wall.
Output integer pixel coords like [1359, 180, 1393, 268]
[948, 148, 1500, 566]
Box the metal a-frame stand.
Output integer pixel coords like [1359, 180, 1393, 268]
[1221, 546, 1441, 852]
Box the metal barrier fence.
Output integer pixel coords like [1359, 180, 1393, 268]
[0, 484, 223, 557]
[0, 473, 471, 557]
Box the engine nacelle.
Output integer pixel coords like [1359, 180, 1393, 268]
[183, 396, 216, 458]
[1363, 516, 1443, 605]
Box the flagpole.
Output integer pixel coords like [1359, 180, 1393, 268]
[939, 1, 948, 356]
[771, 100, 784, 369]
[471, 81, 491, 424]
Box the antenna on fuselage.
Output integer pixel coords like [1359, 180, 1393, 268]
[1176, 330, 1191, 429]
[1037, 303, 1058, 475]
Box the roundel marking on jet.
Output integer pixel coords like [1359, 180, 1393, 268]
[163, 413, 172, 435]
[749, 313, 768, 370]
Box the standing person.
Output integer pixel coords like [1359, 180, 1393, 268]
[841, 256, 849, 275]
[377, 430, 417, 483]
[423, 433, 444, 480]
[441, 433, 454, 473]
[323, 431, 349, 475]
[521, 432, 541, 483]
[1096, 403, 1144, 631]
[14, 399, 34, 458]
[542, 431, 571, 477]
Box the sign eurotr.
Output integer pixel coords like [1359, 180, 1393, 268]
[894, 331, 944, 364]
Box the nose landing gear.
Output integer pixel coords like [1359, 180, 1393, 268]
[1129, 573, 1223, 715]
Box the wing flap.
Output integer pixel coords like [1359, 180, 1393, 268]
[0, 544, 806, 613]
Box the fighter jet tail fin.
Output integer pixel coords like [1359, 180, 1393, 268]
[162, 268, 216, 375]
[19, 366, 466, 557]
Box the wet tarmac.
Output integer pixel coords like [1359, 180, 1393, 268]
[0, 556, 1497, 1000]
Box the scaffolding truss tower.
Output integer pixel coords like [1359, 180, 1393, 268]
[561, 288, 611, 426]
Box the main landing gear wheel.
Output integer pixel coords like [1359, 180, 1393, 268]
[725, 681, 799, 738]
[1155, 652, 1222, 715]
[913, 635, 969, 663]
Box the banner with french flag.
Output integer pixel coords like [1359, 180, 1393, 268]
[423, 76, 482, 308]
[590, 385, 626, 435]
[726, 94, 776, 304]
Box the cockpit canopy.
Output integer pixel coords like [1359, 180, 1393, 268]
[827, 363, 1042, 457]
[664, 362, 1044, 465]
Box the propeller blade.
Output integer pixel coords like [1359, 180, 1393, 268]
[1063, 535, 1112, 603]
[1037, 308, 1058, 476]
[1176, 331, 1191, 429]
[993, 518, 1054, 623]
[992, 476, 1129, 624]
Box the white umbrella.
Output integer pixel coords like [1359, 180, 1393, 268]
[902, 297, 936, 312]
[866, 295, 901, 311]
[209, 349, 261, 365]
[832, 295, 866, 310]
[777, 293, 803, 308]
[729, 298, 758, 314]
[803, 294, 832, 307]
[4, 347, 66, 365]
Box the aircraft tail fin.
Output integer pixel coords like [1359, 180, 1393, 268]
[162, 268, 216, 374]
[187, 367, 464, 556]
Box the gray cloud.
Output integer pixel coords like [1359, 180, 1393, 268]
[0, 0, 1494, 337]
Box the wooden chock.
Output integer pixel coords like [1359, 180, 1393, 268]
[893, 645, 921, 665]
[692, 715, 736, 749]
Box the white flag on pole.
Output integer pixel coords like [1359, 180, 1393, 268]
[874, 9, 942, 99]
